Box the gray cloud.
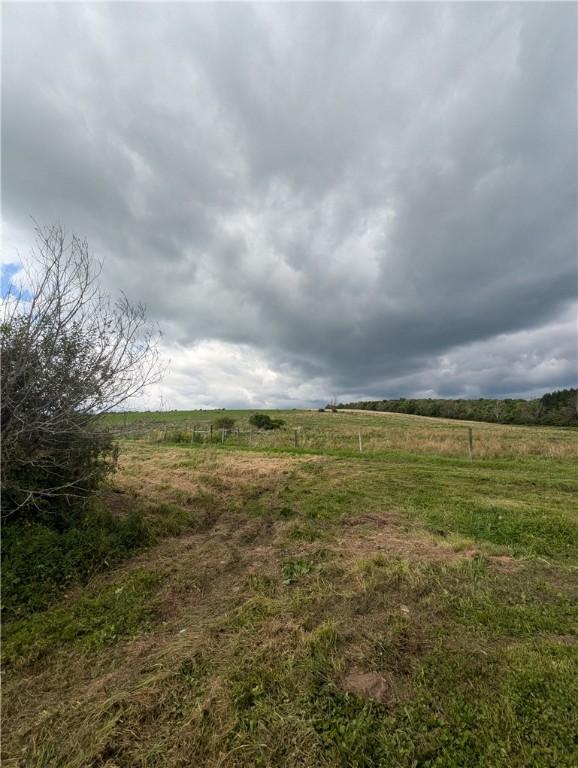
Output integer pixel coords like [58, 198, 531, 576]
[2, 2, 576, 406]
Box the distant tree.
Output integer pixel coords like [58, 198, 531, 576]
[327, 395, 339, 413]
[530, 399, 544, 423]
[1, 224, 162, 521]
[492, 401, 505, 423]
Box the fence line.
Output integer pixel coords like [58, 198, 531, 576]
[108, 422, 479, 460]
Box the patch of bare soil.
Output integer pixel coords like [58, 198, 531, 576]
[97, 487, 136, 516]
[341, 669, 408, 706]
[341, 511, 404, 528]
[333, 526, 455, 563]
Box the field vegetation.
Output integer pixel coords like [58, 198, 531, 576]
[2, 409, 577, 767]
[106, 407, 577, 460]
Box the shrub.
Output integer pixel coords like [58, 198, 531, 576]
[213, 417, 236, 431]
[163, 428, 191, 444]
[249, 413, 284, 430]
[1, 224, 161, 522]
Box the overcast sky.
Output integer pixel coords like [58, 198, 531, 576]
[2, 2, 577, 408]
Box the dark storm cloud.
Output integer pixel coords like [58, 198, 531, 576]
[2, 2, 576, 405]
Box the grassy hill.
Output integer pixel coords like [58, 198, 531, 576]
[103, 408, 577, 459]
[2, 410, 577, 767]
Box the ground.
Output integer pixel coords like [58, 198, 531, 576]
[2, 410, 577, 767]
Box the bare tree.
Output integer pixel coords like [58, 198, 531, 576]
[493, 401, 504, 423]
[1, 224, 162, 519]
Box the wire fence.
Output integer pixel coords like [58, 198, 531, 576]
[110, 423, 313, 449]
[109, 421, 480, 458]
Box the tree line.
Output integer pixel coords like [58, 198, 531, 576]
[334, 389, 578, 426]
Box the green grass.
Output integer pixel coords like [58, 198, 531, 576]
[276, 455, 578, 560]
[1, 503, 151, 620]
[2, 569, 162, 667]
[220, 592, 577, 768]
[217, 554, 577, 768]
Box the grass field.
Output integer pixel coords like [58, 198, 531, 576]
[2, 410, 577, 767]
[106, 408, 578, 459]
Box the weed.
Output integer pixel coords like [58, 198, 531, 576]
[289, 522, 323, 542]
[282, 558, 313, 585]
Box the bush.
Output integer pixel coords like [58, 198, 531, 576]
[164, 428, 191, 443]
[1, 224, 161, 521]
[213, 417, 236, 431]
[249, 413, 284, 430]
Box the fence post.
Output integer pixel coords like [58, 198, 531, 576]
[249, 430, 253, 447]
[210, 424, 213, 442]
[358, 431, 363, 452]
[294, 429, 298, 448]
[467, 428, 474, 461]
[221, 429, 225, 444]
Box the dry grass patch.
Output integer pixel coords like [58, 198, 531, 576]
[301, 409, 578, 459]
[334, 510, 521, 571]
[115, 443, 316, 520]
[341, 668, 410, 707]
